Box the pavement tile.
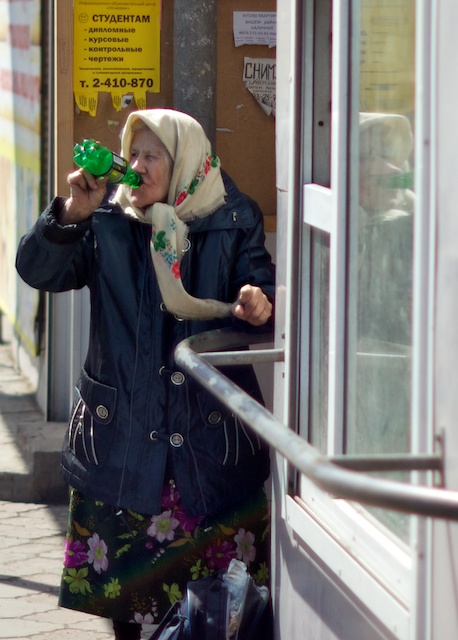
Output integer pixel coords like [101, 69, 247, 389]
[0, 503, 46, 514]
[0, 526, 57, 541]
[25, 591, 59, 605]
[0, 598, 54, 618]
[0, 619, 61, 638]
[0, 582, 36, 599]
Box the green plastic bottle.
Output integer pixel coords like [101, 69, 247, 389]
[379, 170, 414, 190]
[73, 139, 142, 188]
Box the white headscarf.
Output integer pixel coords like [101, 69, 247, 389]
[359, 112, 413, 166]
[113, 109, 233, 319]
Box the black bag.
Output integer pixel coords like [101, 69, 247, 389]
[148, 561, 272, 640]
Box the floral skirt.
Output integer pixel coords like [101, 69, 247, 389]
[58, 482, 270, 625]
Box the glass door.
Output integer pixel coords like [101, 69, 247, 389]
[288, 0, 420, 635]
[346, 0, 416, 540]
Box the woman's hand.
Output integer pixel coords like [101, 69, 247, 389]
[232, 285, 272, 326]
[59, 169, 108, 225]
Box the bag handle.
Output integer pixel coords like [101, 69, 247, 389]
[204, 581, 229, 640]
[148, 602, 184, 640]
[186, 576, 229, 640]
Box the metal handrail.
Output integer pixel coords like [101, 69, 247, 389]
[175, 328, 458, 520]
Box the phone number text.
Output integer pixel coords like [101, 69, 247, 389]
[78, 77, 155, 89]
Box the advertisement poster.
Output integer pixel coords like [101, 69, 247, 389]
[360, 0, 415, 114]
[243, 57, 276, 117]
[0, 0, 41, 353]
[233, 12, 276, 48]
[74, 0, 161, 116]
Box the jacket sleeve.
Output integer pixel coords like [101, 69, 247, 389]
[16, 197, 94, 292]
[229, 196, 276, 333]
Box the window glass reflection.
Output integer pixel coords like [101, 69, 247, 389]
[346, 0, 415, 540]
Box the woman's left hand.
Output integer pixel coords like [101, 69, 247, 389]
[231, 285, 272, 326]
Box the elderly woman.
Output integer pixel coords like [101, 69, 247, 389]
[16, 109, 275, 640]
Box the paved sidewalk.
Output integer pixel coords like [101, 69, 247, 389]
[0, 342, 67, 504]
[0, 341, 156, 639]
[0, 500, 157, 639]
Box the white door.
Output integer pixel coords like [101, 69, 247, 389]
[273, 0, 455, 638]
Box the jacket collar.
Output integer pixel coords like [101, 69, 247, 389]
[187, 171, 257, 233]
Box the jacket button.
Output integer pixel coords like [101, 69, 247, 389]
[96, 405, 109, 419]
[171, 371, 185, 385]
[182, 237, 191, 253]
[170, 433, 184, 447]
[149, 430, 159, 442]
[160, 302, 167, 312]
[208, 411, 222, 425]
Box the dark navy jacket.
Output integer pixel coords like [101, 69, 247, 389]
[16, 175, 275, 516]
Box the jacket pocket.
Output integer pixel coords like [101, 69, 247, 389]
[67, 368, 117, 465]
[196, 391, 261, 466]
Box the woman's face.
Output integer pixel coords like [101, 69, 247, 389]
[128, 128, 173, 210]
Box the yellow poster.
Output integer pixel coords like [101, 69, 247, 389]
[360, 0, 415, 115]
[74, 0, 161, 116]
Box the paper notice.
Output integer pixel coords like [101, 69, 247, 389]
[360, 0, 415, 114]
[233, 12, 276, 48]
[243, 57, 276, 117]
[73, 0, 161, 116]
